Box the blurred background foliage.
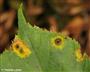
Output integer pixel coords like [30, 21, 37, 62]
[0, 0, 90, 56]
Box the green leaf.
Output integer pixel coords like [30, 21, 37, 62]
[0, 5, 89, 72]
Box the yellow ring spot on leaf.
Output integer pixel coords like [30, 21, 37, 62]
[12, 36, 31, 58]
[51, 36, 64, 50]
[75, 48, 86, 62]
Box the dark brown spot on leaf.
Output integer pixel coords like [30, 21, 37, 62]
[19, 48, 24, 53]
[55, 38, 62, 45]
